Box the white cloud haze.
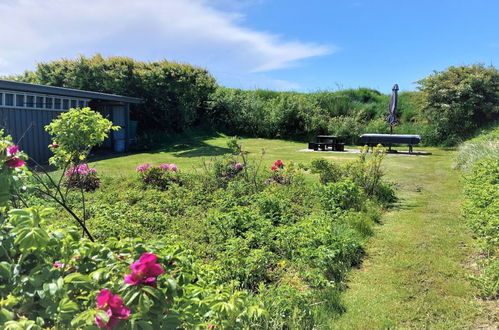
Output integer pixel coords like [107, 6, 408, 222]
[0, 0, 333, 90]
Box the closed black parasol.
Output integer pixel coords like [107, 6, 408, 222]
[386, 84, 399, 134]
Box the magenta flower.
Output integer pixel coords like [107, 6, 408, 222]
[235, 162, 243, 169]
[136, 163, 151, 172]
[160, 163, 170, 170]
[95, 289, 131, 329]
[6, 145, 19, 156]
[4, 157, 25, 168]
[169, 164, 178, 171]
[53, 262, 65, 268]
[271, 165, 278, 171]
[50, 143, 59, 149]
[66, 164, 95, 176]
[124, 253, 165, 286]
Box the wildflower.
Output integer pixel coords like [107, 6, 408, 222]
[95, 289, 131, 329]
[135, 163, 151, 172]
[169, 164, 178, 171]
[235, 162, 243, 169]
[53, 262, 65, 268]
[160, 163, 170, 170]
[274, 160, 283, 167]
[50, 143, 59, 149]
[124, 252, 165, 286]
[6, 145, 19, 156]
[4, 157, 25, 168]
[271, 165, 278, 171]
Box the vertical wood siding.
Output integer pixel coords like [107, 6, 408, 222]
[0, 107, 60, 163]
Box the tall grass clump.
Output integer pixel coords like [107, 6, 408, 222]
[456, 125, 499, 297]
[454, 124, 499, 171]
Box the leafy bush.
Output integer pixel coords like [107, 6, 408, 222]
[63, 164, 100, 191]
[136, 163, 180, 190]
[0, 131, 29, 209]
[45, 107, 118, 165]
[317, 179, 364, 213]
[417, 64, 499, 146]
[310, 159, 344, 184]
[0, 207, 267, 329]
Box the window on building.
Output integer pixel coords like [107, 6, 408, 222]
[54, 98, 61, 110]
[70, 100, 77, 108]
[36, 96, 44, 108]
[27, 95, 34, 107]
[5, 94, 14, 106]
[63, 99, 69, 109]
[15, 94, 25, 107]
[46, 97, 53, 109]
[78, 100, 85, 108]
[0, 93, 3, 106]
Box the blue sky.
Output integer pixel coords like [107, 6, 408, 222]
[0, 0, 498, 93]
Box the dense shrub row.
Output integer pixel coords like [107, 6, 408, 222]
[206, 87, 424, 144]
[12, 54, 217, 132]
[9, 56, 497, 146]
[456, 127, 499, 297]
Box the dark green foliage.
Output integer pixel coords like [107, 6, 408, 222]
[63, 173, 100, 192]
[462, 156, 498, 250]
[418, 64, 499, 146]
[458, 127, 499, 298]
[207, 87, 408, 143]
[14, 54, 217, 132]
[310, 159, 343, 184]
[317, 180, 364, 212]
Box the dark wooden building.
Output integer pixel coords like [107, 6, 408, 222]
[0, 80, 141, 163]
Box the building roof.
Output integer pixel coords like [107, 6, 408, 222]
[0, 79, 142, 104]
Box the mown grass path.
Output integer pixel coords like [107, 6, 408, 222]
[330, 150, 485, 329]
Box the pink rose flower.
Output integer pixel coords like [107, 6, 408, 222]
[274, 160, 283, 167]
[6, 145, 19, 156]
[136, 164, 151, 172]
[169, 164, 178, 171]
[50, 143, 59, 149]
[95, 289, 131, 329]
[124, 253, 165, 286]
[53, 262, 65, 268]
[235, 163, 243, 169]
[4, 157, 25, 168]
[271, 165, 278, 171]
[160, 163, 170, 170]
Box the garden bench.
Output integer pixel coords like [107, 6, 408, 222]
[359, 134, 421, 153]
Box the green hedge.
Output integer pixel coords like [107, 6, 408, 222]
[13, 54, 217, 132]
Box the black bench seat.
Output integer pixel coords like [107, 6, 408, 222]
[360, 134, 421, 153]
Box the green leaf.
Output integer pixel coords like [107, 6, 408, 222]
[58, 297, 80, 314]
[64, 273, 91, 285]
[138, 292, 154, 314]
[0, 262, 12, 280]
[0, 308, 14, 323]
[14, 227, 50, 251]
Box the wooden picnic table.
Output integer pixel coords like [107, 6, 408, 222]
[308, 135, 345, 151]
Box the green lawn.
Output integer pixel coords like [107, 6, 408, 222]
[90, 132, 359, 176]
[89, 133, 487, 328]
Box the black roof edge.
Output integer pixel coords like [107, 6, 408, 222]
[0, 79, 142, 104]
